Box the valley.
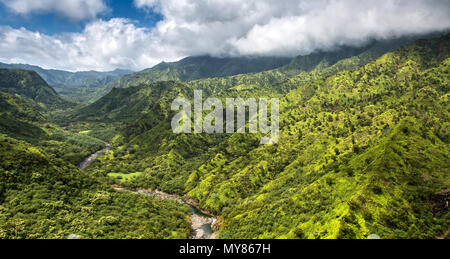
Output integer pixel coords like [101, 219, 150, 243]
[0, 34, 449, 239]
[77, 144, 217, 239]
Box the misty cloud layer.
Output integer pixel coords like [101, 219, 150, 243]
[0, 0, 449, 71]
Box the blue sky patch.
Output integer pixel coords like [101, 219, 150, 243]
[0, 0, 162, 34]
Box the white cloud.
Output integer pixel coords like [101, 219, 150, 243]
[0, 0, 449, 71]
[231, 0, 450, 56]
[138, 0, 450, 57]
[0, 0, 108, 20]
[0, 19, 182, 71]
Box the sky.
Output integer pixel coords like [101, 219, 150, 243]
[0, 0, 449, 72]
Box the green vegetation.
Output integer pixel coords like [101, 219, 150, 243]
[0, 34, 448, 239]
[0, 69, 74, 110]
[0, 91, 107, 165]
[106, 56, 292, 89]
[76, 36, 425, 194]
[189, 35, 450, 238]
[83, 34, 449, 239]
[0, 135, 190, 239]
[0, 69, 191, 239]
[0, 92, 47, 141]
[108, 172, 144, 183]
[74, 36, 421, 123]
[62, 122, 120, 143]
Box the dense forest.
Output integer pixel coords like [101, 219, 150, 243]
[0, 135, 190, 239]
[0, 34, 448, 239]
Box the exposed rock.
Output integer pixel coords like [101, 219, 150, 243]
[190, 214, 214, 230]
[195, 229, 205, 239]
[67, 234, 81, 239]
[367, 234, 381, 239]
[431, 189, 450, 215]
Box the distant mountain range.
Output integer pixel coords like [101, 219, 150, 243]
[0, 62, 133, 87]
[75, 36, 427, 122]
[0, 57, 292, 102]
[105, 35, 435, 91]
[0, 62, 133, 102]
[0, 34, 436, 104]
[107, 56, 292, 89]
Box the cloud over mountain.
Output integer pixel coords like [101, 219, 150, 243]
[138, 0, 450, 56]
[0, 0, 449, 71]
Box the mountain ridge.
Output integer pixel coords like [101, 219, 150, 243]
[0, 63, 133, 102]
[0, 69, 74, 110]
[0, 62, 133, 86]
[73, 35, 426, 123]
[105, 56, 293, 90]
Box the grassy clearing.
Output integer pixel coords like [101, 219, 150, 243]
[108, 172, 144, 182]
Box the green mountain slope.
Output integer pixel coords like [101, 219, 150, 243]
[49, 69, 133, 102]
[73, 81, 190, 122]
[184, 34, 450, 238]
[106, 36, 424, 92]
[74, 37, 417, 123]
[106, 56, 292, 89]
[71, 36, 433, 183]
[0, 91, 105, 165]
[0, 69, 73, 109]
[0, 92, 45, 122]
[216, 117, 449, 239]
[0, 63, 131, 86]
[82, 34, 450, 239]
[0, 92, 47, 141]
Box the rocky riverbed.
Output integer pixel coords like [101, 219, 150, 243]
[113, 186, 217, 239]
[78, 144, 110, 170]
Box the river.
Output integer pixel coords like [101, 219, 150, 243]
[79, 145, 217, 239]
[113, 187, 217, 239]
[78, 144, 111, 170]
